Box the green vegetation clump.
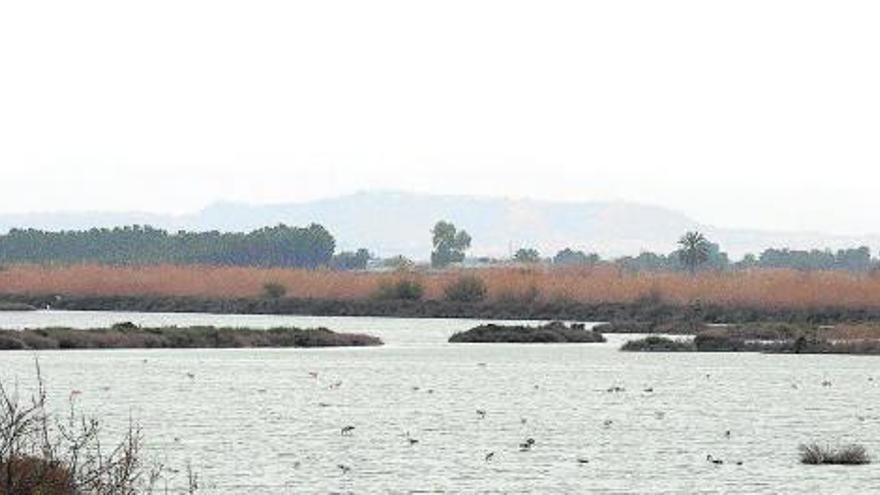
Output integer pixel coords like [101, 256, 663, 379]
[620, 336, 694, 352]
[330, 248, 371, 270]
[553, 248, 600, 266]
[0, 324, 382, 350]
[443, 275, 488, 303]
[374, 278, 425, 301]
[513, 248, 541, 264]
[449, 322, 605, 343]
[799, 444, 870, 465]
[262, 282, 287, 299]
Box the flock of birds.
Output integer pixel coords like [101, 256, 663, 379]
[302, 365, 770, 477]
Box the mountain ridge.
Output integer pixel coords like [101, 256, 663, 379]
[1, 191, 878, 260]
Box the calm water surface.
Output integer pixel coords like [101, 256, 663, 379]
[1, 310, 878, 494]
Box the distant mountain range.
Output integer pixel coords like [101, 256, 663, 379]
[2, 191, 878, 260]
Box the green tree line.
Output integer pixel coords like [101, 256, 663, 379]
[0, 224, 339, 268]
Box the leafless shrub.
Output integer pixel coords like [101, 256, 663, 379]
[0, 360, 198, 494]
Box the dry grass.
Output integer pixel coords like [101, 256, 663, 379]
[3, 264, 880, 309]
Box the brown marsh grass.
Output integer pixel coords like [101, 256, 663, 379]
[4, 264, 880, 309]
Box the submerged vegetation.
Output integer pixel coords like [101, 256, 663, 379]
[449, 322, 606, 343]
[799, 444, 870, 465]
[0, 324, 382, 350]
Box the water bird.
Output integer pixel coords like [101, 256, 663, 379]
[519, 438, 536, 451]
[822, 380, 832, 387]
[477, 362, 487, 367]
[426, 389, 434, 394]
[724, 430, 731, 438]
[643, 387, 654, 393]
[606, 386, 625, 393]
[476, 409, 487, 419]
[405, 431, 419, 445]
[576, 457, 590, 464]
[308, 371, 318, 379]
[186, 372, 195, 379]
[329, 380, 343, 389]
[706, 454, 724, 465]
[603, 419, 614, 427]
[485, 452, 495, 461]
[318, 402, 331, 407]
[411, 386, 420, 391]
[341, 425, 355, 436]
[520, 417, 528, 425]
[337, 464, 351, 474]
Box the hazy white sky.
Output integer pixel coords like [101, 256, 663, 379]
[1, 1, 878, 234]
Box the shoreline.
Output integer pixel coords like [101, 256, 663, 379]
[3, 293, 880, 324]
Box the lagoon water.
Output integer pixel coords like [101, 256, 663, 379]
[1, 311, 879, 493]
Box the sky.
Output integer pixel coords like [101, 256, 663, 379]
[1, 1, 878, 235]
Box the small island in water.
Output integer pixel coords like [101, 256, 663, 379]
[449, 321, 605, 343]
[621, 322, 880, 355]
[0, 322, 383, 350]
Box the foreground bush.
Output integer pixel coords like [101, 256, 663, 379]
[0, 365, 197, 494]
[449, 322, 605, 343]
[443, 275, 488, 303]
[799, 443, 870, 465]
[0, 325, 383, 350]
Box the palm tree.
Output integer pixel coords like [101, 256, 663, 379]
[678, 231, 710, 275]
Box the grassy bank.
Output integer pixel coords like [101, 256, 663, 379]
[0, 323, 382, 350]
[449, 322, 606, 343]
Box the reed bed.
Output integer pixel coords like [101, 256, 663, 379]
[3, 264, 880, 310]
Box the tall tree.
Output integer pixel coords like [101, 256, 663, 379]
[677, 231, 710, 275]
[513, 247, 541, 264]
[430, 221, 471, 268]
